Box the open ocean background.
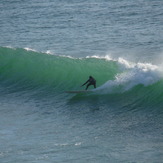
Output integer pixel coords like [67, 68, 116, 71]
[0, 0, 163, 162]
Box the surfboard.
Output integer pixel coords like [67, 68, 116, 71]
[65, 90, 91, 94]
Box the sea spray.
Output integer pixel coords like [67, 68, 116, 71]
[95, 58, 162, 94]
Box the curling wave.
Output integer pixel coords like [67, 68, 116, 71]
[0, 47, 163, 109]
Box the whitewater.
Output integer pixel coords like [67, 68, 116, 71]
[0, 0, 163, 162]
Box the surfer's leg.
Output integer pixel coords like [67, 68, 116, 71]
[86, 83, 91, 90]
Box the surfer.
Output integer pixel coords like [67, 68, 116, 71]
[81, 76, 96, 90]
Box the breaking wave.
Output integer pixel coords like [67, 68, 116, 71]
[0, 47, 163, 109]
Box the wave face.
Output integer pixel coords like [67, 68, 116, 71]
[0, 47, 163, 109]
[0, 47, 118, 90]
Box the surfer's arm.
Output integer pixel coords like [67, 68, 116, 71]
[81, 80, 89, 87]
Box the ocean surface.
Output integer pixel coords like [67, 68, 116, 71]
[0, 0, 163, 162]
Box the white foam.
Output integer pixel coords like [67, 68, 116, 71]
[95, 58, 162, 94]
[3, 46, 16, 50]
[24, 47, 37, 52]
[86, 55, 113, 61]
[45, 50, 53, 55]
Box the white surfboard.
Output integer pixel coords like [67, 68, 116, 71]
[65, 90, 91, 94]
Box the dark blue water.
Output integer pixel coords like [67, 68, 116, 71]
[1, 0, 163, 59]
[0, 0, 163, 162]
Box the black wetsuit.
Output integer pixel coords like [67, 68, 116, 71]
[82, 76, 96, 90]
